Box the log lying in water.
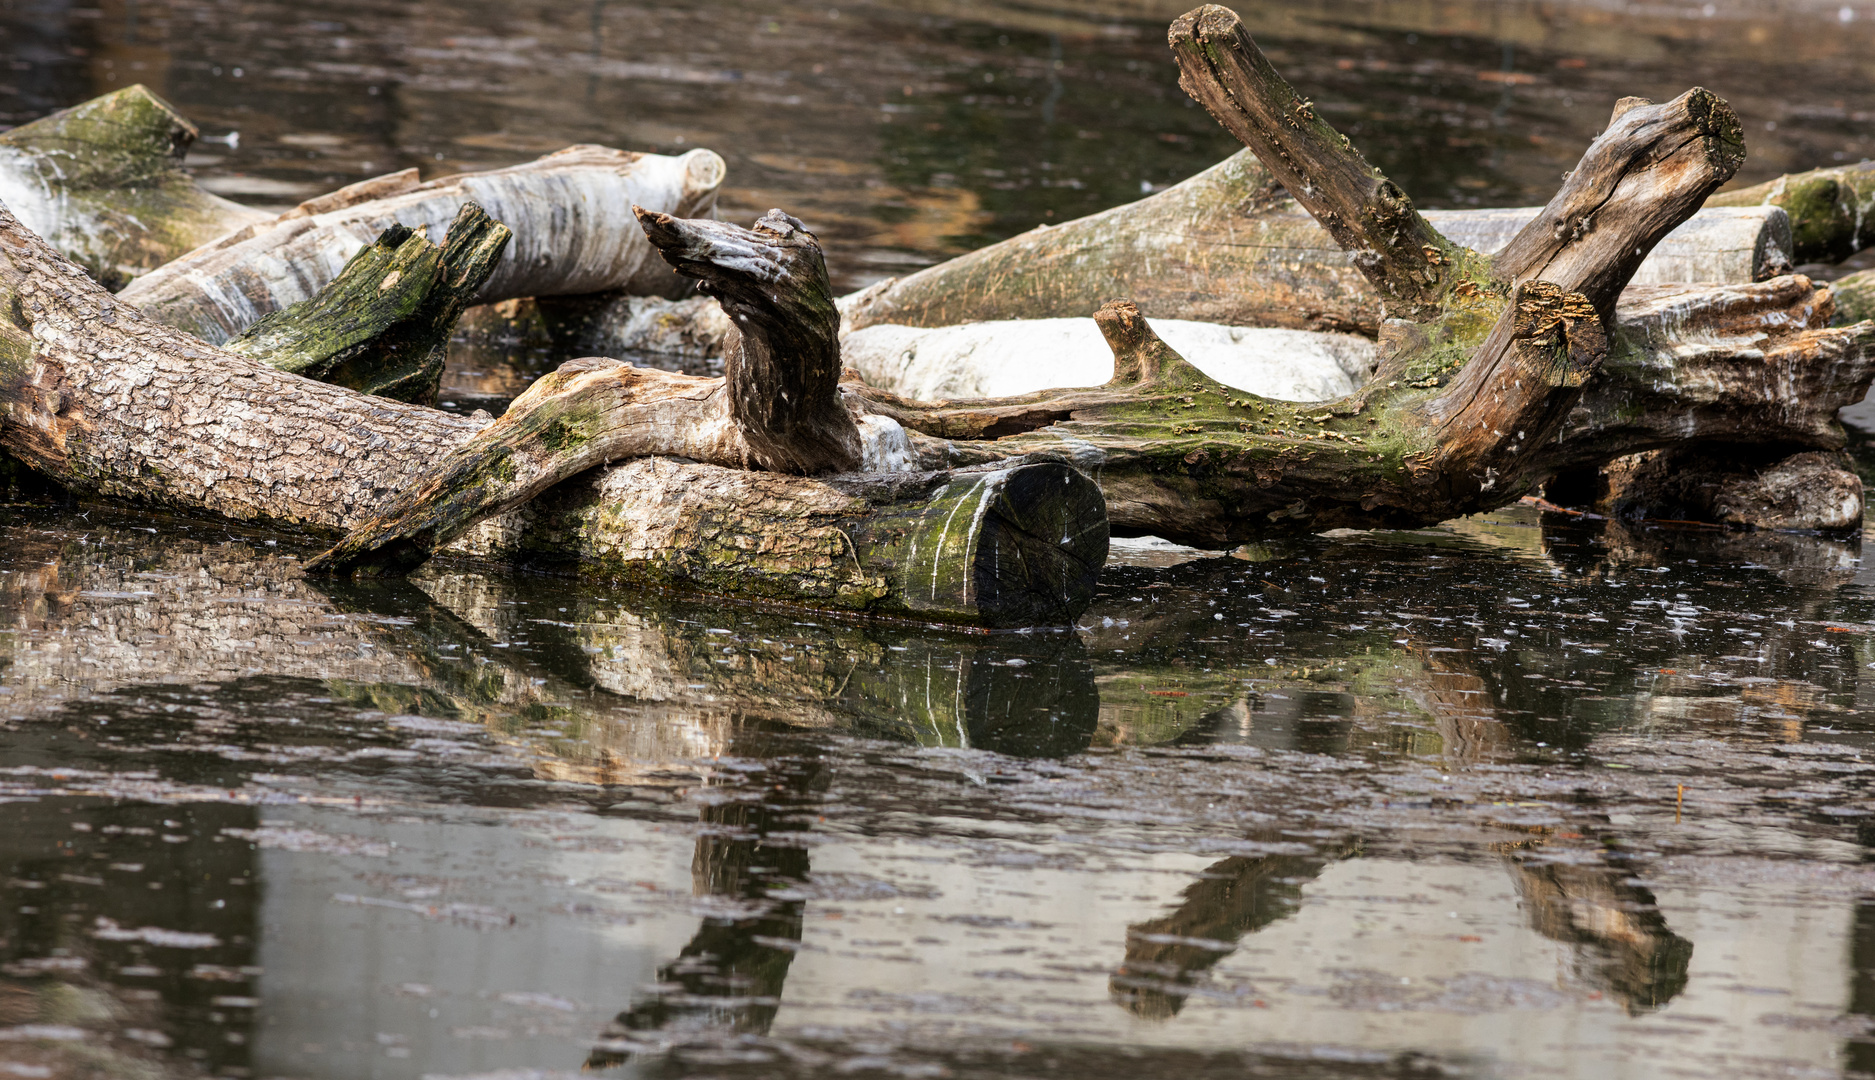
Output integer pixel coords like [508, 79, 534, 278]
[312, 4, 1802, 560]
[1709, 160, 1875, 264]
[839, 150, 1794, 341]
[0, 198, 1103, 626]
[0, 84, 270, 290]
[224, 204, 512, 405]
[117, 144, 728, 345]
[450, 458, 1109, 629]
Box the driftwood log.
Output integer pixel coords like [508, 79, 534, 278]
[0, 194, 1105, 627]
[313, 4, 1872, 565]
[0, 85, 270, 290]
[2, 2, 1871, 631]
[117, 144, 728, 345]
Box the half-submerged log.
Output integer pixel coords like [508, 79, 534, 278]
[452, 458, 1109, 629]
[0, 85, 270, 290]
[224, 203, 512, 404]
[0, 196, 1102, 626]
[312, 3, 1812, 560]
[118, 144, 727, 345]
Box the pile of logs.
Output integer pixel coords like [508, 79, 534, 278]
[1, 3, 1870, 628]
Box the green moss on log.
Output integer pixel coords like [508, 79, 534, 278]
[224, 202, 511, 404]
[0, 85, 269, 289]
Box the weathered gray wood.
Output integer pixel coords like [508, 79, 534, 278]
[0, 84, 270, 290]
[225, 204, 512, 405]
[118, 144, 727, 345]
[837, 154, 1794, 344]
[1168, 4, 1464, 322]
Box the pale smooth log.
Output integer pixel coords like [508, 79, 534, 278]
[118, 145, 727, 345]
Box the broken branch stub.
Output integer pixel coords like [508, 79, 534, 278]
[1490, 89, 1745, 324]
[225, 202, 512, 405]
[634, 207, 861, 474]
[0, 84, 271, 289]
[1168, 5, 1461, 321]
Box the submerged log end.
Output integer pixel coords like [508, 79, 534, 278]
[879, 462, 1110, 627]
[451, 459, 1109, 628]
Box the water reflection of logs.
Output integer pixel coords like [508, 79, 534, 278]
[0, 528, 1102, 784]
[1110, 844, 1342, 1018]
[1502, 839, 1694, 1014]
[585, 742, 824, 1065]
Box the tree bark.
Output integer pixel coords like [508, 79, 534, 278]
[839, 153, 1792, 342]
[0, 196, 1103, 625]
[309, 5, 1828, 566]
[1709, 159, 1875, 264]
[116, 144, 728, 345]
[0, 84, 271, 291]
[224, 203, 512, 405]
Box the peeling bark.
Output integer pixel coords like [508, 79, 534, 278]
[117, 145, 727, 345]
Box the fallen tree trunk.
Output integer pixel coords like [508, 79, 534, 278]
[3, 2, 1867, 628]
[837, 150, 1793, 340]
[315, 4, 1812, 563]
[116, 144, 728, 345]
[450, 458, 1108, 628]
[0, 84, 271, 290]
[0, 199, 1104, 626]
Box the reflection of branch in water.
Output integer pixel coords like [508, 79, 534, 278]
[1505, 843, 1692, 1014]
[586, 749, 823, 1069]
[1843, 900, 1875, 1074]
[1110, 846, 1340, 1019]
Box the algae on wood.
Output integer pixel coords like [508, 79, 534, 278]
[226, 203, 512, 405]
[0, 84, 270, 290]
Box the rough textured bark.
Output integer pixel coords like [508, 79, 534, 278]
[0, 85, 270, 290]
[224, 203, 512, 405]
[0, 199, 1099, 626]
[117, 144, 727, 345]
[1167, 5, 1464, 322]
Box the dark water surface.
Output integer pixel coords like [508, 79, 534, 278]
[10, 2, 1875, 1078]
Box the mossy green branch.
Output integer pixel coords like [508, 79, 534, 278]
[225, 202, 511, 404]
